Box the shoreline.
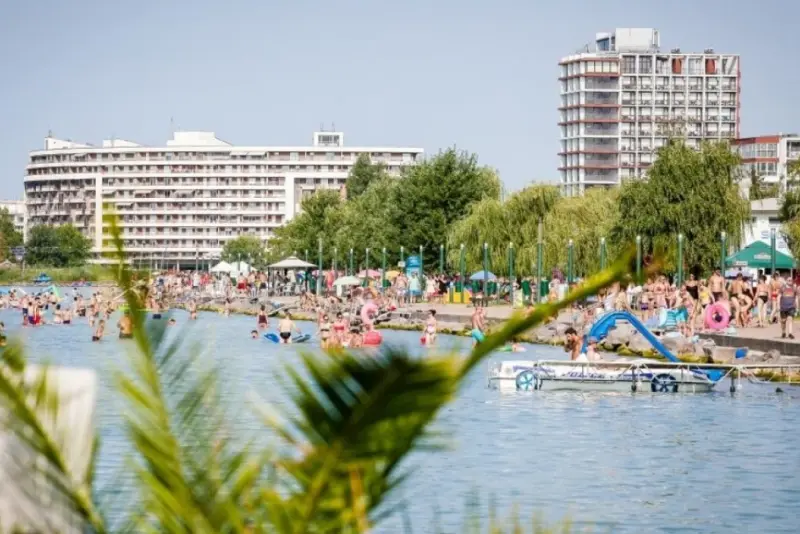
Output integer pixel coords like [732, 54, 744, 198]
[187, 302, 800, 382]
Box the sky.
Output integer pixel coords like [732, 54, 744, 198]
[1, 0, 799, 198]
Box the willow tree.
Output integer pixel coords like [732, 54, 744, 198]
[542, 187, 620, 277]
[447, 184, 560, 275]
[612, 140, 750, 275]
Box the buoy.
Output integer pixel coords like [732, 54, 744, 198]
[704, 303, 730, 331]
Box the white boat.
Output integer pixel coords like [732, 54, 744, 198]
[487, 359, 718, 393]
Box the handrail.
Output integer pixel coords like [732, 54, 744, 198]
[530, 360, 800, 370]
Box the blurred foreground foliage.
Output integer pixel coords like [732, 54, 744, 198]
[0, 214, 635, 533]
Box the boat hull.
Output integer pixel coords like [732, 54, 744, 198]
[489, 360, 716, 394]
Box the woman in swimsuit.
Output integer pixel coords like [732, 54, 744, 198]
[257, 305, 269, 330]
[423, 310, 438, 346]
[755, 275, 769, 327]
[189, 300, 197, 320]
[332, 312, 347, 347]
[654, 277, 667, 309]
[318, 315, 332, 349]
[736, 293, 753, 328]
[53, 304, 63, 325]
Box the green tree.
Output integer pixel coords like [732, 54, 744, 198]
[0, 207, 23, 262]
[778, 184, 800, 259]
[333, 178, 402, 266]
[748, 167, 780, 200]
[392, 149, 501, 263]
[269, 189, 344, 262]
[447, 184, 560, 274]
[345, 154, 387, 200]
[612, 140, 750, 275]
[25, 224, 92, 267]
[220, 235, 267, 267]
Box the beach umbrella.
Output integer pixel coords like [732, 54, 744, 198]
[385, 270, 401, 280]
[358, 269, 381, 279]
[269, 256, 316, 269]
[334, 275, 362, 287]
[469, 270, 497, 281]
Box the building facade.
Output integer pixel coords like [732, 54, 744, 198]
[744, 198, 790, 255]
[559, 28, 740, 196]
[732, 134, 800, 191]
[25, 131, 423, 267]
[0, 200, 25, 235]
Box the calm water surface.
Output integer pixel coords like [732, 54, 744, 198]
[1, 290, 798, 533]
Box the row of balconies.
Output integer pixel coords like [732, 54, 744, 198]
[32, 152, 417, 165]
[621, 99, 736, 107]
[620, 114, 736, 122]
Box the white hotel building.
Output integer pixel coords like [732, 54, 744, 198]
[559, 28, 740, 196]
[24, 131, 423, 268]
[0, 200, 26, 234]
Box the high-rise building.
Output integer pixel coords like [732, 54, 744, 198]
[732, 134, 800, 191]
[25, 131, 423, 268]
[559, 28, 740, 196]
[0, 200, 26, 234]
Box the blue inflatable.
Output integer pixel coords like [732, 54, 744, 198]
[264, 333, 280, 343]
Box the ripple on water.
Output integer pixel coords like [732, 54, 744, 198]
[1, 302, 798, 533]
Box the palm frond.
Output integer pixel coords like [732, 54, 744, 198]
[104, 211, 265, 533]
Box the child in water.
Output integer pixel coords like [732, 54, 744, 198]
[251, 330, 259, 339]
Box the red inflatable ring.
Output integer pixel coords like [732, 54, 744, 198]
[704, 302, 730, 330]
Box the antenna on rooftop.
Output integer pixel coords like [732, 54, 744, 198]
[170, 117, 175, 134]
[332, 122, 336, 131]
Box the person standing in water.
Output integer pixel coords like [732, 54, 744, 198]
[424, 310, 438, 346]
[118, 310, 134, 339]
[564, 327, 582, 361]
[257, 304, 269, 330]
[188, 299, 197, 320]
[471, 307, 485, 345]
[278, 313, 301, 344]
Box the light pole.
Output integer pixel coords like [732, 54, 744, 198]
[483, 242, 489, 298]
[636, 235, 642, 280]
[459, 243, 466, 304]
[508, 242, 515, 306]
[536, 221, 543, 304]
[349, 248, 354, 276]
[677, 233, 684, 287]
[317, 237, 323, 297]
[439, 244, 444, 274]
[720, 231, 727, 275]
[365, 247, 370, 287]
[567, 239, 574, 286]
[770, 228, 777, 276]
[381, 247, 387, 294]
[600, 237, 607, 271]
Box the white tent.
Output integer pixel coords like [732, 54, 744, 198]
[269, 256, 315, 269]
[210, 261, 233, 273]
[230, 261, 251, 276]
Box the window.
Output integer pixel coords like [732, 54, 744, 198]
[639, 56, 652, 74]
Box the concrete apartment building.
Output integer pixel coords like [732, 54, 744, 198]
[559, 28, 740, 196]
[24, 130, 423, 267]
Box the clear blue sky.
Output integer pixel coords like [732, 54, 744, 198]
[2, 0, 798, 197]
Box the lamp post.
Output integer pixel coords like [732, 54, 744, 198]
[459, 243, 466, 304]
[770, 228, 777, 276]
[381, 247, 387, 294]
[537, 220, 543, 304]
[333, 246, 338, 275]
[483, 242, 489, 297]
[439, 244, 444, 274]
[400, 245, 404, 265]
[677, 233, 684, 287]
[567, 239, 574, 286]
[365, 247, 370, 287]
[317, 237, 323, 297]
[349, 248, 354, 277]
[508, 242, 515, 306]
[720, 231, 727, 275]
[636, 235, 642, 280]
[600, 237, 607, 271]
[419, 245, 424, 295]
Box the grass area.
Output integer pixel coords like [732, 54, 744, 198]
[0, 265, 149, 284]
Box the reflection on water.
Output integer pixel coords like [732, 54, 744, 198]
[1, 300, 798, 533]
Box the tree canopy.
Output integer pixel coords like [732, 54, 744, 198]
[612, 140, 750, 275]
[269, 149, 500, 268]
[24, 224, 93, 267]
[220, 235, 267, 267]
[345, 154, 387, 200]
[0, 207, 23, 262]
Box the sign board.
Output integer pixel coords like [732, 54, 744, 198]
[733, 261, 748, 267]
[10, 246, 24, 262]
[754, 253, 771, 261]
[405, 255, 421, 278]
[397, 261, 406, 268]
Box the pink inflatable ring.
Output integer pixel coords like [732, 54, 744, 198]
[704, 302, 730, 330]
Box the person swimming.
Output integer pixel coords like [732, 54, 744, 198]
[251, 329, 259, 339]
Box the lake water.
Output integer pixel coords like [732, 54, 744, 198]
[1, 291, 799, 533]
